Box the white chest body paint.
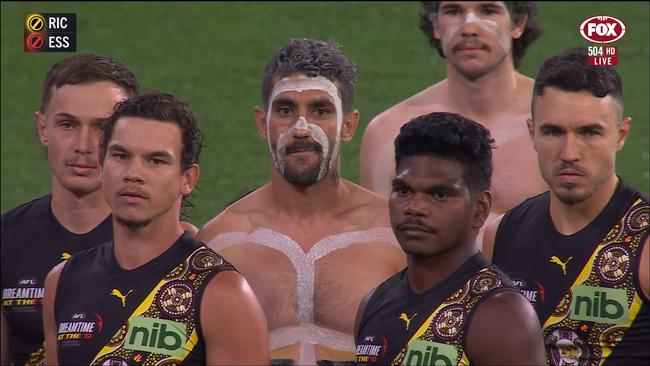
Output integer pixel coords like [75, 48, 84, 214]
[206, 227, 398, 364]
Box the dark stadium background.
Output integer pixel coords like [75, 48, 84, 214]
[2, 2, 648, 227]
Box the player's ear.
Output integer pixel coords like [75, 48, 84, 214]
[473, 190, 492, 229]
[341, 110, 360, 142]
[430, 13, 441, 40]
[526, 117, 535, 138]
[253, 105, 268, 140]
[181, 164, 200, 196]
[615, 116, 632, 151]
[36, 110, 48, 146]
[511, 13, 528, 39]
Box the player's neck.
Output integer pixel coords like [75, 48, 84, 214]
[406, 240, 479, 294]
[549, 175, 619, 235]
[112, 205, 185, 270]
[444, 61, 523, 118]
[51, 181, 111, 234]
[269, 164, 350, 218]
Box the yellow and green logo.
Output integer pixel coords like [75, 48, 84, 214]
[403, 340, 457, 366]
[570, 285, 628, 324]
[124, 317, 187, 357]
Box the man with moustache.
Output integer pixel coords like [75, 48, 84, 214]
[483, 48, 649, 364]
[360, 1, 548, 239]
[197, 38, 405, 365]
[355, 112, 544, 365]
[43, 92, 268, 365]
[1, 54, 138, 365]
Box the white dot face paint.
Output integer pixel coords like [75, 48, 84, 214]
[266, 75, 343, 185]
[431, 2, 512, 57]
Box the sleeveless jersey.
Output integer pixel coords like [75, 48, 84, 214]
[54, 233, 235, 365]
[356, 253, 517, 365]
[1, 194, 112, 365]
[493, 179, 649, 365]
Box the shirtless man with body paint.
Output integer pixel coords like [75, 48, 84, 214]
[197, 39, 405, 365]
[360, 2, 548, 238]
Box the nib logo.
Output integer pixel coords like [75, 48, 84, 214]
[124, 317, 188, 357]
[580, 16, 626, 44]
[570, 285, 628, 324]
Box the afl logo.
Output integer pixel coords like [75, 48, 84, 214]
[18, 277, 37, 286]
[580, 16, 626, 44]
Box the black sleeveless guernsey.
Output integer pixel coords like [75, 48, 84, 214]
[356, 253, 518, 365]
[493, 179, 649, 365]
[54, 233, 235, 365]
[1, 194, 112, 365]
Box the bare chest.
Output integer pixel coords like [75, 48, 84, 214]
[207, 227, 402, 333]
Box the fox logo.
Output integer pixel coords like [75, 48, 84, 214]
[111, 289, 133, 308]
[550, 256, 572, 276]
[399, 312, 417, 331]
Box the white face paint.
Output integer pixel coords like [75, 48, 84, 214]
[431, 2, 512, 55]
[265, 75, 343, 183]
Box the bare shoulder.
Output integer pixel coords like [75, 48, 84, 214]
[517, 72, 535, 89]
[200, 270, 269, 364]
[197, 185, 270, 242]
[475, 290, 536, 320]
[202, 270, 253, 302]
[342, 181, 391, 227]
[515, 73, 535, 107]
[200, 270, 266, 328]
[365, 82, 447, 138]
[200, 270, 265, 325]
[469, 290, 540, 343]
[467, 289, 545, 364]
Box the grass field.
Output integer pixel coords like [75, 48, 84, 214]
[2, 2, 648, 227]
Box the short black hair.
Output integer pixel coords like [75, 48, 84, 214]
[532, 47, 623, 116]
[40, 53, 139, 112]
[394, 112, 495, 195]
[261, 38, 357, 113]
[101, 92, 203, 219]
[418, 1, 543, 68]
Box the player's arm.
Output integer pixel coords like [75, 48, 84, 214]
[1, 307, 9, 365]
[466, 291, 545, 365]
[354, 288, 376, 344]
[43, 261, 66, 366]
[481, 214, 504, 262]
[639, 236, 649, 299]
[201, 271, 268, 364]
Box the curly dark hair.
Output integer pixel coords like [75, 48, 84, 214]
[418, 2, 543, 68]
[101, 92, 204, 219]
[261, 38, 358, 113]
[40, 53, 139, 112]
[395, 112, 495, 195]
[532, 47, 623, 114]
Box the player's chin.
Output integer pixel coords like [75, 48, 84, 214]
[63, 177, 102, 195]
[398, 237, 437, 256]
[554, 185, 591, 205]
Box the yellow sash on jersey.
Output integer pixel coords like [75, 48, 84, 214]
[542, 198, 648, 365]
[391, 267, 506, 366]
[90, 246, 221, 365]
